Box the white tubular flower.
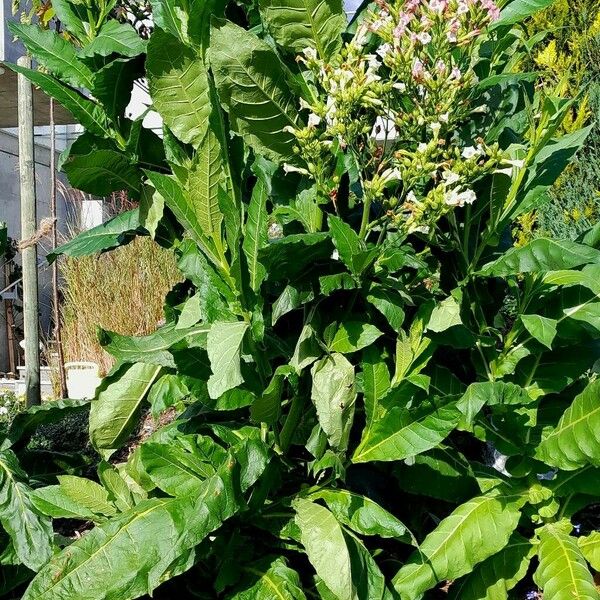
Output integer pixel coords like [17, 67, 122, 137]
[417, 31, 432, 45]
[445, 188, 477, 207]
[283, 164, 311, 176]
[442, 171, 460, 186]
[412, 224, 430, 234]
[299, 98, 312, 111]
[504, 158, 525, 168]
[393, 82, 407, 92]
[417, 142, 428, 153]
[0, 407, 8, 415]
[377, 43, 392, 58]
[381, 167, 403, 184]
[430, 121, 441, 136]
[303, 47, 318, 61]
[406, 190, 418, 204]
[354, 23, 369, 47]
[283, 125, 296, 134]
[308, 113, 321, 127]
[439, 112, 449, 123]
[462, 145, 480, 159]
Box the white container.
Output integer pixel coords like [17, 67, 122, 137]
[65, 362, 101, 399]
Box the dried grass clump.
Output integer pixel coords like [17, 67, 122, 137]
[60, 237, 182, 375]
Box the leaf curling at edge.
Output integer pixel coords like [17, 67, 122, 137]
[22, 455, 244, 600]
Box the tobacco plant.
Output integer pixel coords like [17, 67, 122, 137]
[3, 0, 600, 598]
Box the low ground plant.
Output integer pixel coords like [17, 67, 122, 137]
[2, 0, 600, 598]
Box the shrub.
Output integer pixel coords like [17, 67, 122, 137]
[2, 1, 600, 599]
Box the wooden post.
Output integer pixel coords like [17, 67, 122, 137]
[18, 55, 41, 406]
[50, 98, 68, 398]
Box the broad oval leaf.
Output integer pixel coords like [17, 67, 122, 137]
[89, 363, 162, 459]
[392, 492, 522, 600]
[492, 0, 557, 27]
[353, 402, 461, 463]
[231, 556, 307, 599]
[450, 533, 534, 600]
[23, 460, 242, 600]
[80, 20, 146, 58]
[309, 489, 410, 540]
[8, 22, 94, 88]
[295, 499, 355, 600]
[478, 239, 600, 277]
[207, 321, 250, 400]
[0, 450, 53, 571]
[311, 353, 356, 451]
[210, 19, 298, 163]
[534, 523, 600, 600]
[329, 322, 383, 354]
[259, 0, 346, 59]
[536, 379, 600, 470]
[147, 29, 211, 148]
[47, 209, 143, 263]
[578, 531, 600, 572]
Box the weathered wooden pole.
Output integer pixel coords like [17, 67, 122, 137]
[17, 55, 41, 406]
[49, 98, 68, 398]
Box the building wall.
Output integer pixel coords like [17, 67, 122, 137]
[0, 129, 72, 374]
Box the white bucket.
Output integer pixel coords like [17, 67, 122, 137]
[65, 362, 101, 400]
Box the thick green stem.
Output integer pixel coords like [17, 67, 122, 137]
[359, 196, 372, 239]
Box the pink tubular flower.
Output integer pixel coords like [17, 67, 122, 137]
[428, 0, 447, 12]
[412, 58, 425, 79]
[416, 31, 432, 44]
[435, 59, 447, 74]
[450, 66, 461, 80]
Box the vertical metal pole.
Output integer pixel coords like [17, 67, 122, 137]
[50, 98, 68, 398]
[18, 55, 41, 406]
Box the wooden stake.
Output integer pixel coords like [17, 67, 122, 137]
[17, 55, 41, 406]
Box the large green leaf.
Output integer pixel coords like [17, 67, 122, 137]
[22, 458, 243, 600]
[536, 380, 600, 470]
[8, 22, 93, 88]
[99, 323, 208, 368]
[478, 239, 600, 277]
[0, 450, 53, 571]
[328, 321, 383, 354]
[147, 29, 210, 148]
[30, 485, 99, 521]
[80, 20, 146, 57]
[231, 556, 307, 599]
[145, 171, 223, 267]
[243, 180, 269, 293]
[207, 321, 250, 399]
[392, 491, 522, 600]
[353, 401, 461, 463]
[57, 476, 117, 517]
[89, 363, 162, 458]
[47, 209, 143, 263]
[5, 64, 112, 139]
[456, 381, 533, 426]
[259, 0, 345, 59]
[140, 436, 225, 497]
[187, 128, 226, 248]
[309, 489, 410, 540]
[361, 348, 391, 427]
[63, 148, 142, 197]
[210, 19, 298, 163]
[493, 0, 561, 28]
[520, 314, 557, 349]
[578, 531, 600, 571]
[311, 353, 356, 451]
[295, 499, 355, 600]
[92, 57, 144, 120]
[450, 533, 534, 599]
[534, 523, 600, 600]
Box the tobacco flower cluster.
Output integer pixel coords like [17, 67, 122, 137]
[289, 0, 511, 236]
